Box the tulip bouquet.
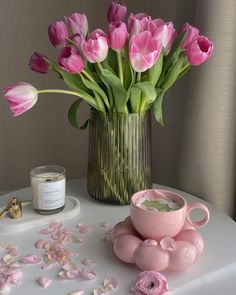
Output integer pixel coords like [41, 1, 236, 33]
[3, 2, 214, 204]
[3, 1, 213, 126]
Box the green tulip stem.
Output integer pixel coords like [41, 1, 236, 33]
[117, 51, 124, 85]
[136, 72, 141, 83]
[37, 89, 83, 97]
[82, 70, 96, 83]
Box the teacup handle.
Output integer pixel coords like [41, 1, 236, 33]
[186, 202, 210, 228]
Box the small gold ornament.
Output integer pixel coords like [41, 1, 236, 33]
[0, 198, 22, 219]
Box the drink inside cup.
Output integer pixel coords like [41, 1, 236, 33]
[135, 190, 181, 212]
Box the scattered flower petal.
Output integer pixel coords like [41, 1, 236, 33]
[103, 277, 118, 292]
[82, 258, 96, 267]
[68, 290, 84, 295]
[81, 270, 96, 280]
[20, 254, 41, 264]
[0, 281, 11, 294]
[77, 223, 92, 234]
[37, 276, 52, 288]
[35, 240, 45, 249]
[100, 221, 109, 229]
[143, 239, 158, 246]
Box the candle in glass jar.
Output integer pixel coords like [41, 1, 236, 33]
[30, 165, 66, 215]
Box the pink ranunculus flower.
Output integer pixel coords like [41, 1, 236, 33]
[108, 21, 128, 51]
[58, 46, 85, 73]
[129, 31, 162, 72]
[107, 1, 127, 23]
[48, 21, 68, 47]
[178, 22, 199, 49]
[3, 82, 38, 116]
[65, 13, 88, 36]
[153, 19, 175, 54]
[29, 52, 49, 74]
[81, 29, 109, 63]
[186, 35, 214, 66]
[131, 271, 169, 295]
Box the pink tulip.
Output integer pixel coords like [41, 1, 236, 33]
[152, 19, 175, 53]
[48, 21, 68, 47]
[129, 31, 162, 72]
[69, 33, 84, 48]
[81, 29, 109, 63]
[107, 1, 127, 23]
[128, 13, 150, 36]
[29, 52, 49, 74]
[3, 82, 38, 116]
[108, 22, 128, 51]
[65, 13, 88, 36]
[186, 35, 214, 66]
[58, 46, 85, 73]
[178, 22, 199, 49]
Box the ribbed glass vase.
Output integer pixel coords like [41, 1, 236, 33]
[87, 111, 152, 204]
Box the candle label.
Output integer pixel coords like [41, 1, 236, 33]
[37, 179, 65, 210]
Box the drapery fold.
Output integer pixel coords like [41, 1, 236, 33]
[178, 0, 236, 218]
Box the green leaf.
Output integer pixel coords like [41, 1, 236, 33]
[123, 52, 135, 93]
[161, 54, 187, 92]
[134, 81, 157, 112]
[101, 69, 128, 113]
[94, 64, 114, 111]
[157, 31, 187, 86]
[152, 89, 165, 126]
[68, 99, 89, 130]
[80, 74, 109, 111]
[177, 64, 191, 80]
[107, 48, 118, 75]
[147, 51, 163, 86]
[130, 86, 142, 113]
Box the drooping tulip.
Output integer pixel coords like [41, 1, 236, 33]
[3, 82, 38, 116]
[178, 22, 199, 49]
[129, 31, 162, 72]
[108, 22, 128, 51]
[58, 46, 85, 73]
[186, 35, 214, 66]
[48, 21, 68, 47]
[81, 29, 109, 63]
[65, 13, 88, 36]
[29, 52, 49, 74]
[152, 19, 175, 54]
[107, 1, 127, 23]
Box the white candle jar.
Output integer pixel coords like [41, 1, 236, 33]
[30, 165, 66, 215]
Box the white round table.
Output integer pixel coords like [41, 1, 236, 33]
[0, 179, 236, 295]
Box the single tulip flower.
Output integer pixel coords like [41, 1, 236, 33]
[129, 31, 162, 72]
[178, 22, 199, 49]
[58, 46, 85, 73]
[81, 29, 109, 63]
[29, 52, 49, 74]
[153, 19, 175, 54]
[128, 13, 150, 36]
[108, 22, 128, 51]
[3, 82, 38, 116]
[65, 13, 88, 36]
[69, 33, 84, 48]
[48, 21, 68, 47]
[186, 35, 214, 66]
[107, 1, 127, 23]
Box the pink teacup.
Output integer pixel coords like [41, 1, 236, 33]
[130, 189, 210, 241]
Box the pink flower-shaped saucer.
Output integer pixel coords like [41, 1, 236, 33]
[111, 216, 204, 272]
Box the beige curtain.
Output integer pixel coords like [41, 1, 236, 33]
[178, 0, 236, 219]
